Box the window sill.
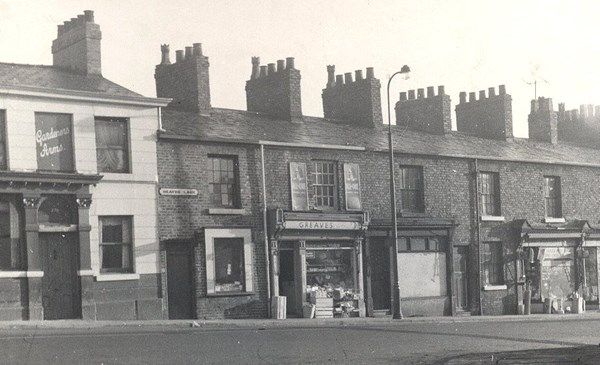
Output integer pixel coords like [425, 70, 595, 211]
[543, 217, 566, 224]
[0, 271, 43, 278]
[95, 273, 140, 282]
[483, 284, 507, 291]
[480, 215, 505, 222]
[208, 208, 245, 215]
[207, 292, 255, 297]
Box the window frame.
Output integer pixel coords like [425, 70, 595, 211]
[312, 160, 338, 210]
[479, 172, 501, 217]
[544, 176, 562, 218]
[397, 236, 447, 253]
[0, 110, 7, 170]
[98, 216, 134, 274]
[94, 117, 131, 174]
[208, 155, 240, 209]
[398, 165, 425, 213]
[0, 196, 24, 271]
[482, 241, 504, 286]
[204, 228, 253, 295]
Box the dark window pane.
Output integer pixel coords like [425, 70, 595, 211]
[209, 156, 238, 208]
[100, 217, 132, 272]
[397, 237, 409, 251]
[214, 238, 244, 292]
[101, 245, 123, 269]
[313, 161, 336, 208]
[544, 176, 562, 218]
[399, 166, 424, 213]
[411, 238, 427, 251]
[479, 172, 500, 216]
[95, 118, 129, 173]
[482, 241, 503, 285]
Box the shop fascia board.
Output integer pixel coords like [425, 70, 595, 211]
[0, 85, 171, 108]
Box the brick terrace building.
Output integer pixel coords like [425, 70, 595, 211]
[0, 12, 170, 320]
[155, 43, 600, 320]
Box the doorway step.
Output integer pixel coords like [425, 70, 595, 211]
[372, 309, 391, 318]
[455, 309, 472, 317]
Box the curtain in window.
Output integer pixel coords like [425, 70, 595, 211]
[96, 120, 127, 173]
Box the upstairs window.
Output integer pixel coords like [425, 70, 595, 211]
[0, 110, 6, 170]
[482, 241, 504, 285]
[399, 166, 424, 213]
[544, 176, 562, 218]
[95, 117, 129, 173]
[208, 155, 239, 208]
[313, 161, 337, 209]
[479, 172, 501, 216]
[99, 216, 133, 273]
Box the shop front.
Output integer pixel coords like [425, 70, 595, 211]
[366, 216, 456, 317]
[518, 220, 600, 314]
[268, 209, 369, 318]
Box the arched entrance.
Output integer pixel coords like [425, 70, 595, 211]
[38, 195, 80, 320]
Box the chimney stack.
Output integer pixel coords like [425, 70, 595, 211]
[154, 42, 211, 111]
[51, 10, 102, 75]
[395, 85, 451, 134]
[245, 57, 302, 121]
[322, 65, 383, 127]
[528, 97, 558, 144]
[455, 85, 513, 140]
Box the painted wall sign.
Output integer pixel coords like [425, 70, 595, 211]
[344, 163, 362, 210]
[159, 188, 199, 196]
[34, 113, 73, 172]
[289, 162, 309, 211]
[282, 220, 362, 230]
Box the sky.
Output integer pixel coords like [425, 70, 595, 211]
[2, 0, 600, 137]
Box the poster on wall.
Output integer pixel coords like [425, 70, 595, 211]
[289, 162, 308, 211]
[344, 163, 362, 210]
[34, 113, 73, 172]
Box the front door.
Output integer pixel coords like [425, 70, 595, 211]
[370, 238, 391, 311]
[41, 233, 79, 320]
[166, 242, 196, 319]
[454, 246, 469, 311]
[278, 250, 296, 315]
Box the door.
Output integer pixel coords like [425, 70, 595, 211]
[42, 233, 79, 320]
[167, 242, 195, 319]
[454, 246, 469, 311]
[370, 238, 391, 310]
[278, 250, 296, 315]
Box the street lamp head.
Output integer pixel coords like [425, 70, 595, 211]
[400, 65, 410, 74]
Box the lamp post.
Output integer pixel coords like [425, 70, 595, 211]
[387, 65, 410, 319]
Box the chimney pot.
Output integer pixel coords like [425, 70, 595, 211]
[160, 44, 171, 65]
[366, 67, 374, 79]
[326, 65, 335, 87]
[531, 99, 539, 113]
[185, 46, 193, 60]
[469, 92, 476, 102]
[400, 92, 407, 101]
[267, 63, 276, 75]
[580, 105, 587, 118]
[427, 86, 434, 98]
[355, 70, 363, 80]
[588, 104, 594, 118]
[77, 14, 85, 23]
[344, 72, 353, 84]
[335, 74, 344, 85]
[251, 57, 260, 79]
[83, 10, 94, 22]
[417, 88, 425, 99]
[286, 57, 295, 69]
[499, 85, 506, 95]
[259, 65, 267, 78]
[193, 43, 202, 56]
[479, 90, 486, 99]
[277, 60, 285, 72]
[488, 87, 496, 97]
[459, 92, 467, 104]
[57, 24, 64, 34]
[408, 90, 416, 100]
[175, 50, 184, 62]
[438, 85, 445, 95]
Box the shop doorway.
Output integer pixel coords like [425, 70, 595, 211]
[278, 249, 296, 315]
[41, 232, 80, 320]
[454, 246, 469, 311]
[166, 242, 196, 319]
[369, 239, 391, 311]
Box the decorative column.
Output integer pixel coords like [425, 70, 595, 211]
[76, 194, 94, 320]
[363, 238, 374, 317]
[294, 240, 307, 316]
[22, 194, 43, 320]
[355, 237, 366, 317]
[269, 239, 279, 297]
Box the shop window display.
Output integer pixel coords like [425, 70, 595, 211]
[214, 238, 245, 293]
[583, 248, 598, 302]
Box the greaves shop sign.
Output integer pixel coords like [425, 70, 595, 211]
[35, 113, 74, 172]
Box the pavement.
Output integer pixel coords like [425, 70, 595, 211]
[2, 311, 600, 331]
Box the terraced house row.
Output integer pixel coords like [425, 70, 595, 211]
[1, 11, 600, 321]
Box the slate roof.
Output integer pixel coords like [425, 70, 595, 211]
[160, 107, 600, 168]
[0, 63, 142, 98]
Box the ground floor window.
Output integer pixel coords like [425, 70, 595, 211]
[482, 241, 504, 286]
[99, 216, 133, 273]
[204, 228, 253, 294]
[306, 247, 354, 294]
[0, 196, 24, 270]
[583, 247, 598, 302]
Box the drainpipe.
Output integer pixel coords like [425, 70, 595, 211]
[260, 143, 272, 318]
[473, 158, 483, 315]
